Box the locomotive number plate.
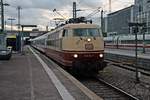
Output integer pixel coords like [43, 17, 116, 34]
[85, 44, 94, 50]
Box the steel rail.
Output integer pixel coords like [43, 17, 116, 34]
[96, 77, 140, 100]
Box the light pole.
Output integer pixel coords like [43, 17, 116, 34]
[129, 22, 145, 83]
[101, 9, 104, 34]
[7, 18, 16, 32]
[142, 27, 146, 53]
[129, 23, 140, 83]
[135, 26, 139, 83]
[4, 20, 6, 30]
[109, 0, 111, 13]
[1, 0, 4, 33]
[17, 6, 22, 52]
[0, 0, 9, 33]
[72, 2, 84, 20]
[142, 12, 148, 54]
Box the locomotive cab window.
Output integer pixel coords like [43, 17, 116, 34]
[73, 28, 101, 37]
[62, 29, 68, 37]
[88, 29, 101, 37]
[73, 29, 87, 36]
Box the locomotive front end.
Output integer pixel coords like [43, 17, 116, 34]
[61, 24, 106, 74]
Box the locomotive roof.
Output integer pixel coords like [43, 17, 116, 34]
[31, 23, 100, 41]
[46, 23, 100, 35]
[63, 23, 99, 29]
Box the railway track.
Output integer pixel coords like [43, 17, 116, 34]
[79, 77, 139, 100]
[33, 47, 144, 100]
[105, 59, 150, 76]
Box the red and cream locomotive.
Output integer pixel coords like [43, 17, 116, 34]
[31, 18, 106, 74]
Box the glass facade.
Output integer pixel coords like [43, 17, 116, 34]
[135, 0, 150, 34]
[107, 6, 132, 36]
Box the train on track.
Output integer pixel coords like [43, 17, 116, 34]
[104, 34, 150, 50]
[30, 17, 107, 75]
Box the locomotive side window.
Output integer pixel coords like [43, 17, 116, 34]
[62, 29, 68, 37]
[62, 30, 65, 37]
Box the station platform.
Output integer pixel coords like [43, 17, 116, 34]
[104, 48, 150, 70]
[0, 46, 102, 100]
[105, 48, 150, 59]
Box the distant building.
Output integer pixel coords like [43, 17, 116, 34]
[135, 0, 150, 12]
[103, 0, 150, 37]
[135, 0, 150, 34]
[106, 6, 134, 36]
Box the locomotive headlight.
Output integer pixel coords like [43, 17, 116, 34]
[99, 54, 103, 58]
[87, 38, 91, 42]
[73, 54, 78, 58]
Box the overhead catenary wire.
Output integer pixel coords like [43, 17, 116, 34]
[53, 9, 67, 20]
[86, 7, 101, 19]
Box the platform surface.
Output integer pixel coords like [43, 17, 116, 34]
[105, 48, 150, 59]
[0, 46, 102, 100]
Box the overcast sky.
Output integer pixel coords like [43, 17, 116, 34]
[4, 0, 134, 31]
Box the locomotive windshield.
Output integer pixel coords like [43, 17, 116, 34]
[73, 28, 101, 37]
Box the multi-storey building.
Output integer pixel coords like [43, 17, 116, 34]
[105, 0, 150, 36]
[135, 0, 150, 34]
[135, 0, 150, 12]
[106, 6, 134, 36]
